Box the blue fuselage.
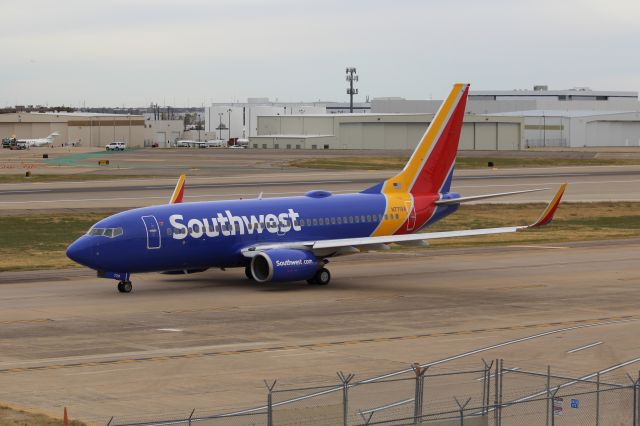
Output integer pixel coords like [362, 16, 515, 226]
[67, 191, 458, 274]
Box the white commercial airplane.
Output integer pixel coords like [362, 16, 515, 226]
[15, 132, 59, 147]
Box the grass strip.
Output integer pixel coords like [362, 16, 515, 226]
[1, 203, 640, 272]
[290, 156, 640, 170]
[0, 404, 85, 426]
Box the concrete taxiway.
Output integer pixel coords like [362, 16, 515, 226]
[2, 165, 640, 211]
[0, 239, 639, 422]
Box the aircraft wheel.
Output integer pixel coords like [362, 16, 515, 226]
[245, 265, 254, 280]
[310, 268, 331, 286]
[118, 281, 132, 293]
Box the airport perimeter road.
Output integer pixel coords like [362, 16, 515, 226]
[0, 239, 639, 421]
[1, 165, 640, 211]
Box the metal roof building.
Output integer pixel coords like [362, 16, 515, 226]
[251, 113, 524, 150]
[0, 112, 145, 147]
[489, 110, 640, 148]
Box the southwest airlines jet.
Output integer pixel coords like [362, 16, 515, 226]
[67, 84, 567, 293]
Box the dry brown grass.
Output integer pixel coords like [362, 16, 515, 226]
[0, 405, 85, 426]
[290, 156, 640, 170]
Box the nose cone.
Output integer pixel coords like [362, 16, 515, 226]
[66, 236, 96, 268]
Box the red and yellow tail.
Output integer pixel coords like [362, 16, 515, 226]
[367, 84, 470, 237]
[169, 174, 186, 204]
[385, 83, 469, 196]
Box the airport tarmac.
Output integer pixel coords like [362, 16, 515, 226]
[2, 165, 640, 211]
[0, 238, 639, 422]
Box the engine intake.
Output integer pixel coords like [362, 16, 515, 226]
[251, 249, 319, 282]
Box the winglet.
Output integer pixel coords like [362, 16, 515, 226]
[169, 174, 186, 204]
[529, 183, 567, 228]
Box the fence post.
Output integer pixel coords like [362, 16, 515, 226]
[338, 371, 355, 426]
[637, 371, 640, 426]
[412, 363, 428, 424]
[497, 359, 503, 426]
[546, 365, 551, 426]
[264, 380, 277, 426]
[482, 359, 494, 416]
[633, 378, 637, 426]
[595, 372, 600, 426]
[454, 397, 471, 426]
[493, 359, 500, 426]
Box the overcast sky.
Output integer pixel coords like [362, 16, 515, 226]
[1, 0, 639, 107]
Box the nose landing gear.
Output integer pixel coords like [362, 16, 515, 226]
[117, 280, 133, 293]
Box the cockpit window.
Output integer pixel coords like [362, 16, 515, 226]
[88, 227, 123, 238]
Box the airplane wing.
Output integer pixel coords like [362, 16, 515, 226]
[241, 183, 567, 257]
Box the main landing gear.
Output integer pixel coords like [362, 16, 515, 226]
[245, 265, 253, 280]
[307, 268, 331, 286]
[117, 280, 132, 293]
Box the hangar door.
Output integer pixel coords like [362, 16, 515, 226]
[586, 121, 640, 147]
[497, 123, 520, 150]
[474, 123, 498, 150]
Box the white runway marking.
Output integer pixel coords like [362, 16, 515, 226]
[221, 317, 637, 416]
[567, 341, 603, 354]
[156, 328, 183, 332]
[510, 245, 568, 250]
[476, 367, 520, 381]
[64, 366, 146, 376]
[510, 355, 640, 405]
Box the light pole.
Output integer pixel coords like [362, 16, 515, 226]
[227, 108, 232, 142]
[345, 67, 359, 113]
[217, 112, 223, 140]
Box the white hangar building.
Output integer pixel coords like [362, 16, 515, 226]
[251, 113, 524, 150]
[0, 112, 145, 147]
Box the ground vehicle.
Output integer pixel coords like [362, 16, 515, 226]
[15, 141, 27, 150]
[106, 142, 126, 151]
[2, 138, 16, 149]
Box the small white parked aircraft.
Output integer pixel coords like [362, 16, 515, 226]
[15, 132, 59, 147]
[205, 139, 227, 148]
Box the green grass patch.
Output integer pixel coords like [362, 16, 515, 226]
[290, 156, 640, 170]
[1, 203, 639, 272]
[0, 212, 115, 271]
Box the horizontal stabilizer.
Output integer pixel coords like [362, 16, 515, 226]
[435, 188, 547, 205]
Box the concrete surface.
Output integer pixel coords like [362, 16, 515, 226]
[0, 239, 639, 423]
[2, 165, 640, 211]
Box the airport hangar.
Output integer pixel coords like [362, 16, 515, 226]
[249, 87, 640, 150]
[0, 112, 147, 147]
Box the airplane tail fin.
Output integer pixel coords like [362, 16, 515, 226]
[169, 174, 186, 204]
[363, 83, 469, 196]
[46, 132, 59, 141]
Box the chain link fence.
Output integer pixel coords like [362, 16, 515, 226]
[105, 359, 640, 426]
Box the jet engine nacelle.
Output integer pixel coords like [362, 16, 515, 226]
[250, 249, 319, 282]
